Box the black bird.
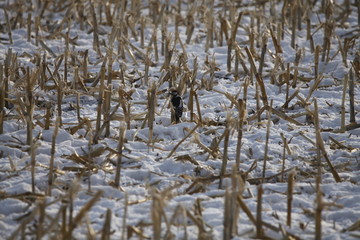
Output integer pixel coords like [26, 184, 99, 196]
[170, 89, 183, 123]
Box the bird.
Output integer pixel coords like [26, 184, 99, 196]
[169, 89, 183, 123]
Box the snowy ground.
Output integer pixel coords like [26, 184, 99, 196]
[0, 0, 359, 239]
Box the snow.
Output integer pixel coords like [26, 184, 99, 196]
[0, 0, 360, 239]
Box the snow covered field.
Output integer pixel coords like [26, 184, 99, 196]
[0, 0, 359, 239]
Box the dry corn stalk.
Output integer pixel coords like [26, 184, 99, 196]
[219, 114, 232, 189]
[287, 170, 296, 227]
[315, 175, 323, 240]
[0, 64, 4, 134]
[48, 117, 60, 196]
[147, 83, 157, 150]
[262, 101, 272, 183]
[341, 74, 349, 131]
[314, 98, 341, 182]
[93, 65, 106, 143]
[349, 68, 356, 124]
[101, 209, 112, 240]
[245, 47, 268, 106]
[256, 184, 264, 238]
[114, 122, 126, 188]
[235, 99, 246, 171]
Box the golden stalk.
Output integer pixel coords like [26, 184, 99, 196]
[4, 49, 11, 109]
[90, 2, 101, 56]
[234, 44, 249, 75]
[281, 134, 287, 182]
[314, 98, 341, 182]
[341, 74, 349, 131]
[35, 16, 39, 46]
[349, 68, 355, 124]
[194, 90, 203, 125]
[48, 117, 60, 196]
[152, 193, 162, 240]
[315, 175, 323, 240]
[0, 64, 4, 134]
[292, 49, 302, 88]
[245, 46, 268, 106]
[189, 88, 194, 122]
[93, 65, 106, 144]
[104, 85, 112, 137]
[262, 101, 272, 183]
[267, 105, 304, 126]
[256, 184, 264, 238]
[235, 99, 246, 171]
[219, 116, 231, 189]
[287, 170, 296, 227]
[114, 123, 126, 188]
[27, 13, 31, 42]
[291, 1, 297, 49]
[269, 27, 283, 54]
[223, 188, 233, 240]
[4, 8, 13, 44]
[205, 11, 214, 51]
[101, 209, 112, 240]
[36, 200, 45, 239]
[147, 83, 156, 151]
[186, 11, 195, 44]
[282, 88, 300, 109]
[258, 34, 267, 76]
[62, 204, 67, 239]
[74, 67, 82, 123]
[120, 193, 128, 240]
[83, 49, 89, 79]
[314, 45, 320, 80]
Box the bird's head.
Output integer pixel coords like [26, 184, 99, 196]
[169, 88, 179, 97]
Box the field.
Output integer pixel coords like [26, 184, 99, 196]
[0, 0, 359, 239]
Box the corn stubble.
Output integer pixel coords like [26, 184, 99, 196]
[0, 0, 358, 239]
